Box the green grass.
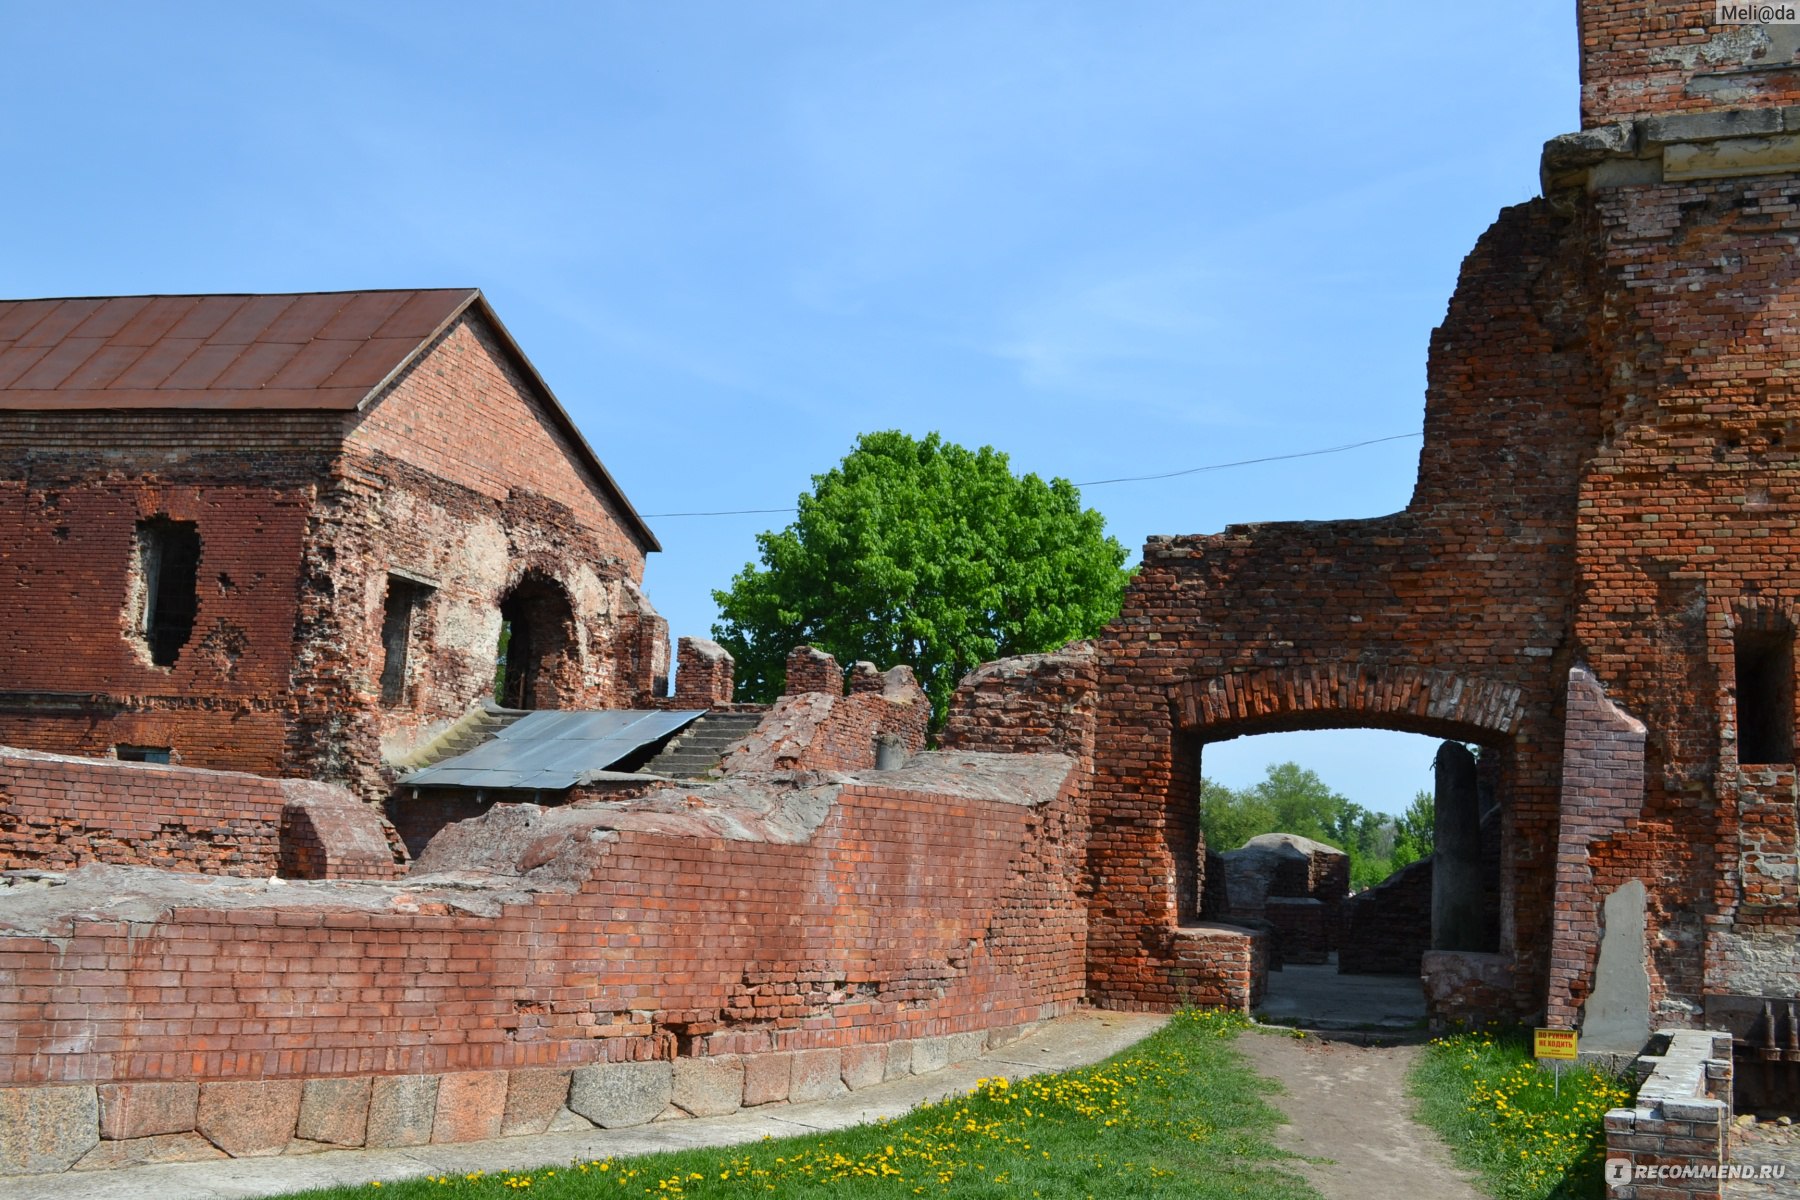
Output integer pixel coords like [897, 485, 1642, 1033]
[284, 1009, 1318, 1200]
[1409, 1029, 1633, 1200]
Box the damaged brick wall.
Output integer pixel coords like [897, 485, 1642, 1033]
[0, 309, 665, 797]
[295, 313, 666, 797]
[1339, 857, 1433, 976]
[1, 746, 298, 877]
[0, 412, 333, 773]
[0, 756, 1086, 1103]
[1089, 193, 1597, 1015]
[1578, 2, 1800, 127]
[719, 650, 929, 774]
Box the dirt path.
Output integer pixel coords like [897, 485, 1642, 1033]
[1237, 1031, 1484, 1200]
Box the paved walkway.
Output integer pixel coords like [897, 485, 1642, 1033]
[1238, 1031, 1483, 1200]
[11, 1011, 1167, 1200]
[1256, 959, 1427, 1033]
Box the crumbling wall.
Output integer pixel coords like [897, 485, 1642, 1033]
[0, 746, 287, 876]
[295, 313, 666, 797]
[0, 752, 1086, 1172]
[1339, 857, 1433, 976]
[0, 411, 333, 774]
[0, 746, 396, 879]
[1578, 2, 1800, 127]
[1089, 195, 1599, 1016]
[719, 649, 929, 774]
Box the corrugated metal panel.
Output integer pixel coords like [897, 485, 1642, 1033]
[403, 709, 706, 791]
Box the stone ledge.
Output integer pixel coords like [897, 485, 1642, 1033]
[0, 1018, 1064, 1176]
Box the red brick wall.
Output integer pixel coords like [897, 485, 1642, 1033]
[0, 747, 287, 876]
[0, 765, 1085, 1088]
[0, 411, 333, 774]
[721, 666, 931, 775]
[289, 313, 665, 794]
[1579, 3, 1800, 126]
[1087, 197, 1598, 1016]
[1339, 857, 1432, 976]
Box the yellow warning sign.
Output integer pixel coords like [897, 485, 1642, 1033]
[1534, 1028, 1578, 1060]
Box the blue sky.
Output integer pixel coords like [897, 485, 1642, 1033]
[4, 2, 1578, 815]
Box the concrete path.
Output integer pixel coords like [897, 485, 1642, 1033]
[1256, 960, 1427, 1033]
[1238, 1030, 1483, 1200]
[10, 1011, 1167, 1200]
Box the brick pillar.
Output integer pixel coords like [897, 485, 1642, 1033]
[671, 637, 735, 706]
[784, 646, 842, 696]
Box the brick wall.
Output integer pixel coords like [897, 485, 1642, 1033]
[298, 313, 665, 796]
[0, 753, 1085, 1098]
[1579, 2, 1800, 127]
[1340, 857, 1432, 976]
[0, 746, 397, 880]
[719, 659, 930, 774]
[0, 747, 289, 876]
[1605, 1030, 1735, 1200]
[1087, 193, 1594, 1017]
[0, 411, 333, 774]
[0, 314, 666, 795]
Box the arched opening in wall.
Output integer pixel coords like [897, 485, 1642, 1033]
[495, 576, 578, 711]
[1189, 724, 1507, 1032]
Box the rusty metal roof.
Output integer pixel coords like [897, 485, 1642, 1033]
[0, 289, 659, 551]
[0, 290, 476, 411]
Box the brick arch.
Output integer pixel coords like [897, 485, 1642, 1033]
[1173, 663, 1525, 743]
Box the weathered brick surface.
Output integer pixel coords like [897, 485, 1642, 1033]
[0, 757, 1084, 1093]
[278, 784, 404, 880]
[720, 666, 929, 774]
[0, 747, 287, 876]
[1086, 84, 1800, 1028]
[1579, 2, 1800, 127]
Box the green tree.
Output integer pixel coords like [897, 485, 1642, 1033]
[1198, 762, 1429, 890]
[712, 431, 1131, 723]
[1390, 788, 1435, 869]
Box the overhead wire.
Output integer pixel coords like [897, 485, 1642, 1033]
[635, 431, 1423, 518]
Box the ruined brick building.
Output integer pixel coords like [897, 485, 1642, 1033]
[1086, 0, 1800, 1128]
[3, 3, 1800, 1185]
[0, 290, 669, 798]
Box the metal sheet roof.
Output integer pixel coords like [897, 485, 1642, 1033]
[0, 290, 475, 411]
[402, 709, 705, 791]
[0, 288, 661, 553]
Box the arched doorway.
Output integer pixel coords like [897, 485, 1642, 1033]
[1196, 726, 1501, 1031]
[495, 575, 578, 710]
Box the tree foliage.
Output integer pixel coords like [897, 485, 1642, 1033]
[1199, 762, 1429, 890]
[712, 430, 1131, 723]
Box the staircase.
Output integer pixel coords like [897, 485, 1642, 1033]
[389, 701, 531, 774]
[638, 712, 764, 779]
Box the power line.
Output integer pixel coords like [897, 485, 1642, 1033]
[636, 431, 1423, 518]
[1072, 432, 1421, 487]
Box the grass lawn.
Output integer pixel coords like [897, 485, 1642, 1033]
[1410, 1029, 1632, 1200]
[283, 1009, 1319, 1200]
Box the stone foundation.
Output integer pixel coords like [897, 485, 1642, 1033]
[0, 1023, 1042, 1174]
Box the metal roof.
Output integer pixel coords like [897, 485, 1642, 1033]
[0, 288, 660, 552]
[0, 290, 472, 411]
[402, 709, 706, 791]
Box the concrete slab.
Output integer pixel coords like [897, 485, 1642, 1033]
[1258, 958, 1427, 1032]
[7, 1010, 1166, 1200]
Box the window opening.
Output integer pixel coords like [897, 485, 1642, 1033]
[117, 746, 172, 764]
[136, 518, 200, 667]
[379, 577, 429, 708]
[1735, 627, 1794, 764]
